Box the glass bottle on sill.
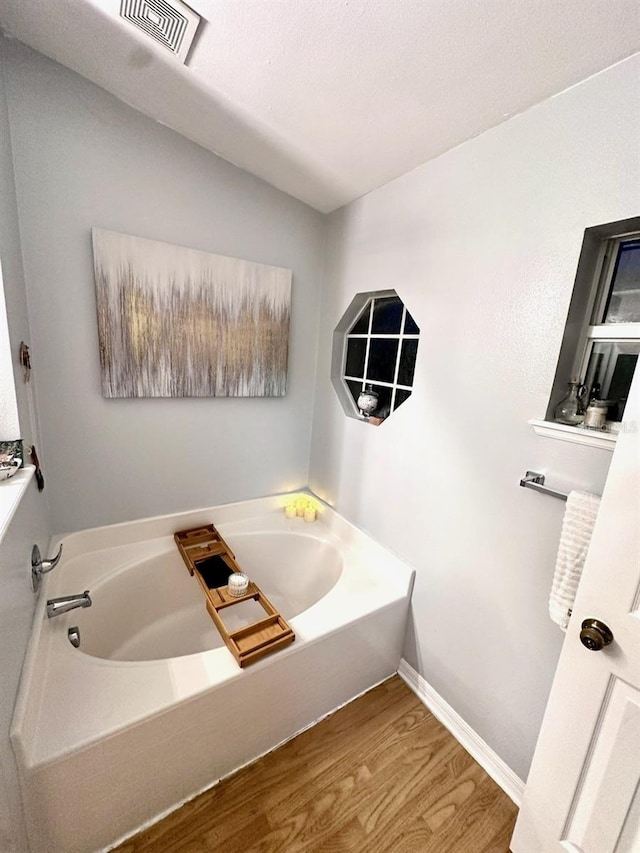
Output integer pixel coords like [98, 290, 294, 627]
[554, 379, 587, 426]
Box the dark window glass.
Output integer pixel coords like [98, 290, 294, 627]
[603, 240, 640, 323]
[350, 303, 371, 334]
[346, 379, 362, 406]
[345, 338, 366, 378]
[371, 296, 403, 334]
[584, 341, 640, 421]
[366, 339, 398, 383]
[394, 388, 412, 410]
[404, 310, 420, 335]
[609, 353, 638, 412]
[398, 339, 418, 387]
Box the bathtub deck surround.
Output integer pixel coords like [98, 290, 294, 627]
[174, 522, 296, 667]
[11, 493, 414, 853]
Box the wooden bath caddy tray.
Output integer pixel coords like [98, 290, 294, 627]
[174, 524, 294, 668]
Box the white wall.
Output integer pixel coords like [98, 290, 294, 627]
[2, 40, 326, 534]
[0, 39, 50, 853]
[310, 55, 639, 781]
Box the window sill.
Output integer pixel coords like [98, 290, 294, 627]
[529, 419, 617, 451]
[0, 465, 35, 544]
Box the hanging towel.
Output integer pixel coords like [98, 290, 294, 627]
[549, 491, 601, 630]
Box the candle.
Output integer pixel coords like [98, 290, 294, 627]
[296, 497, 307, 517]
[228, 573, 249, 597]
[285, 502, 297, 519]
[304, 506, 316, 523]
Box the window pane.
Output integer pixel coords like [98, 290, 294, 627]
[394, 388, 412, 410]
[366, 338, 398, 383]
[350, 302, 371, 335]
[346, 379, 363, 407]
[398, 339, 418, 387]
[603, 240, 640, 323]
[368, 384, 392, 419]
[371, 296, 403, 334]
[403, 310, 420, 335]
[345, 338, 366, 378]
[584, 340, 639, 421]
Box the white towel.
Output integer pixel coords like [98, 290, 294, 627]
[549, 490, 601, 630]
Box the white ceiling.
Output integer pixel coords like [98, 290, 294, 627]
[1, 0, 638, 212]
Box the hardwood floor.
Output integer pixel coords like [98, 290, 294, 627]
[114, 676, 518, 852]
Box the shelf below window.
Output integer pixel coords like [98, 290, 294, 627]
[529, 419, 617, 451]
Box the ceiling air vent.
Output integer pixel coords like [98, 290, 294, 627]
[120, 0, 200, 64]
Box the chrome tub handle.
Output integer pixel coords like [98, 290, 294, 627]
[32, 543, 63, 592]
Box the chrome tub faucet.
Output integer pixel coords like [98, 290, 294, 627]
[46, 591, 91, 618]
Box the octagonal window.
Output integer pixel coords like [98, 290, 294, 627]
[331, 290, 420, 425]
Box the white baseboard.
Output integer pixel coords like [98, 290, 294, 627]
[398, 659, 525, 806]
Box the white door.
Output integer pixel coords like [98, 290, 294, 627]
[511, 367, 640, 853]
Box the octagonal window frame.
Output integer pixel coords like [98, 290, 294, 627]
[331, 289, 420, 424]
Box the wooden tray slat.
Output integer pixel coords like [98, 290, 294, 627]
[188, 542, 226, 557]
[237, 632, 295, 666]
[234, 626, 290, 656]
[228, 614, 281, 641]
[212, 582, 261, 608]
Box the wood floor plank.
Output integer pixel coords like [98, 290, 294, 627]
[422, 776, 515, 853]
[114, 676, 518, 853]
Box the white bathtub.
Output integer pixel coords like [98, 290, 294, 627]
[12, 494, 414, 853]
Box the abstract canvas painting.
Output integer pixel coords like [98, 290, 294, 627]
[92, 229, 292, 398]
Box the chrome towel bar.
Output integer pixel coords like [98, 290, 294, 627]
[520, 471, 568, 501]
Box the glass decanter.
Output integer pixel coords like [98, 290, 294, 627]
[554, 379, 587, 425]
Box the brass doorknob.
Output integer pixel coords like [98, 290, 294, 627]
[580, 619, 614, 651]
